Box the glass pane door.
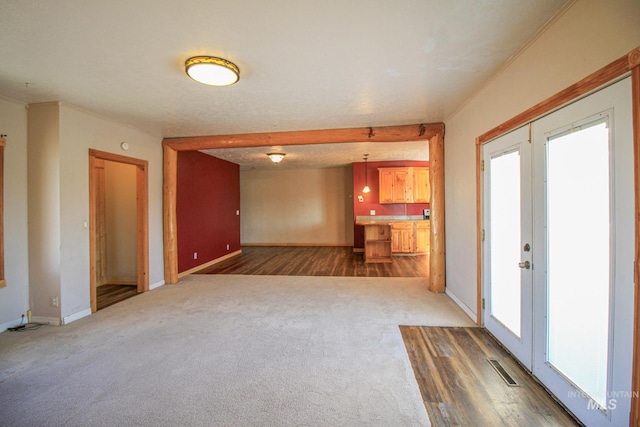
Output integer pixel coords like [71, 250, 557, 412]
[489, 150, 522, 337]
[531, 77, 634, 426]
[483, 125, 533, 369]
[546, 120, 610, 407]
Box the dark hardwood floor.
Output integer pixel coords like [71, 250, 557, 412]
[196, 246, 429, 277]
[96, 284, 138, 311]
[401, 326, 580, 426]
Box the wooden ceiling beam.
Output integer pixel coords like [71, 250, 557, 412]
[163, 122, 444, 151]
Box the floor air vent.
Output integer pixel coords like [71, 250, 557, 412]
[488, 359, 519, 386]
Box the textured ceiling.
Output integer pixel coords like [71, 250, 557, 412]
[0, 0, 567, 168]
[203, 140, 429, 170]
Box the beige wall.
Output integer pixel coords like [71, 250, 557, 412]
[443, 0, 640, 317]
[0, 97, 30, 328]
[27, 103, 62, 320]
[104, 161, 137, 282]
[241, 166, 354, 245]
[27, 102, 164, 322]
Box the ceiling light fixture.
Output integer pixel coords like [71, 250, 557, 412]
[185, 56, 240, 86]
[267, 153, 286, 163]
[362, 154, 371, 193]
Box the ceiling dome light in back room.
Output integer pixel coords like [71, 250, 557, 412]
[267, 153, 286, 163]
[185, 56, 240, 86]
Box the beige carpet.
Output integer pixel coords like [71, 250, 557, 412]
[0, 274, 474, 426]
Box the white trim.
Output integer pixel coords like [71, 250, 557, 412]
[0, 317, 26, 332]
[62, 308, 92, 325]
[445, 288, 476, 322]
[178, 250, 242, 277]
[150, 280, 165, 290]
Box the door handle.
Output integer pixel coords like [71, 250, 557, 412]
[518, 261, 530, 269]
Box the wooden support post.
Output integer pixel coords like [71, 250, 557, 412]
[163, 144, 179, 284]
[428, 132, 445, 293]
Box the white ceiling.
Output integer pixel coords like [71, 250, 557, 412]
[0, 0, 567, 169]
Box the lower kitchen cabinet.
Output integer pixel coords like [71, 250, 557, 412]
[363, 223, 392, 263]
[391, 221, 430, 254]
[415, 221, 430, 254]
[391, 222, 414, 253]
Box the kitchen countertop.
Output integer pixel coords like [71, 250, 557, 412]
[355, 216, 430, 226]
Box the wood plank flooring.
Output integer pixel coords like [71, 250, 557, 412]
[196, 246, 429, 277]
[400, 326, 580, 426]
[96, 284, 138, 311]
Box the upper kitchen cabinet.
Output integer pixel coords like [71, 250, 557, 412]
[378, 167, 429, 204]
[412, 167, 430, 203]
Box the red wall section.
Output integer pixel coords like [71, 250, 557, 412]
[177, 151, 240, 273]
[352, 160, 430, 248]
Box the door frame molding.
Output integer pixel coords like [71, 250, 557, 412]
[89, 149, 149, 312]
[475, 46, 640, 426]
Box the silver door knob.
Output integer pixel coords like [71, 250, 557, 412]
[518, 261, 530, 269]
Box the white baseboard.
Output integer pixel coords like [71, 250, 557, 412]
[0, 317, 27, 333]
[62, 308, 92, 325]
[31, 316, 61, 326]
[150, 280, 165, 290]
[178, 250, 242, 277]
[445, 288, 477, 323]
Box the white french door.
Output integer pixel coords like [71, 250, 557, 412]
[482, 125, 533, 369]
[483, 77, 634, 426]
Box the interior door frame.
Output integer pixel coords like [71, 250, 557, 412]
[89, 149, 149, 312]
[476, 46, 640, 425]
[161, 123, 447, 293]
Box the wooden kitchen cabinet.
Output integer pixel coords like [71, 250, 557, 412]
[378, 167, 429, 204]
[415, 221, 431, 253]
[391, 220, 430, 254]
[391, 222, 414, 253]
[362, 223, 392, 263]
[378, 169, 395, 203]
[412, 167, 430, 203]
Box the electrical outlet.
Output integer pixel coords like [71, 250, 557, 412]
[370, 210, 376, 215]
[226, 244, 230, 250]
[236, 210, 240, 215]
[193, 252, 198, 260]
[51, 296, 59, 307]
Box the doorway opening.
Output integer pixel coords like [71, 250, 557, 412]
[89, 149, 149, 312]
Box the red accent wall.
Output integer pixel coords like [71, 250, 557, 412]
[177, 151, 240, 273]
[352, 160, 430, 248]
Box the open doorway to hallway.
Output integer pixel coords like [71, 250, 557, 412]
[89, 149, 149, 312]
[95, 160, 138, 309]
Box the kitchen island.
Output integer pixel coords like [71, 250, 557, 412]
[355, 220, 392, 263]
[355, 216, 430, 263]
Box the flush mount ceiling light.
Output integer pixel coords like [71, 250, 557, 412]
[362, 154, 371, 193]
[185, 56, 240, 86]
[267, 153, 286, 163]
